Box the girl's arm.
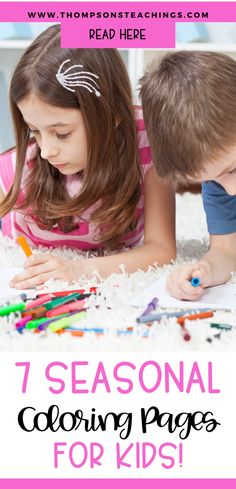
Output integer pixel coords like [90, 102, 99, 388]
[11, 167, 176, 288]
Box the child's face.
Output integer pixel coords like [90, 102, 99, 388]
[188, 145, 236, 195]
[18, 93, 88, 175]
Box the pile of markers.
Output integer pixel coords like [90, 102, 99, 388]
[4, 235, 231, 342]
[0, 289, 139, 338]
[0, 290, 234, 342]
[0, 288, 96, 336]
[3, 235, 98, 336]
[136, 297, 214, 341]
[136, 297, 235, 342]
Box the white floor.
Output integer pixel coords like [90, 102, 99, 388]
[1, 193, 236, 351]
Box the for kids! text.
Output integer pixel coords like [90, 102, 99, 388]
[54, 441, 183, 469]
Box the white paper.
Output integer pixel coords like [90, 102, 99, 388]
[0, 267, 36, 300]
[0, 267, 95, 300]
[130, 276, 236, 310]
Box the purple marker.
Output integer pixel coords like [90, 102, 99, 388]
[37, 316, 64, 331]
[37, 312, 77, 331]
[140, 297, 159, 318]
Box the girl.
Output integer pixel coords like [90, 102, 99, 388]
[0, 25, 175, 289]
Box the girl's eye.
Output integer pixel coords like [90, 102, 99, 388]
[228, 169, 236, 175]
[57, 132, 71, 140]
[29, 129, 71, 139]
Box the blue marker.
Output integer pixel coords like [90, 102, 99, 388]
[191, 277, 201, 287]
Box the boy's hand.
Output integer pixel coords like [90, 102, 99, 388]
[10, 254, 83, 289]
[166, 261, 212, 300]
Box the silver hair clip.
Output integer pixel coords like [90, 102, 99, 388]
[56, 58, 101, 97]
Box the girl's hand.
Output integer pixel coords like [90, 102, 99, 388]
[165, 261, 212, 301]
[10, 254, 82, 289]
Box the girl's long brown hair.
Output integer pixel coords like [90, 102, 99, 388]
[1, 25, 141, 248]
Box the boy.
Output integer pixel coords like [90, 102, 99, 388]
[140, 50, 236, 300]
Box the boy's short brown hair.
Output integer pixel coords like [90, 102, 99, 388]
[140, 51, 236, 180]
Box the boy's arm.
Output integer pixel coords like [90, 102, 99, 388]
[166, 232, 236, 300]
[199, 233, 236, 285]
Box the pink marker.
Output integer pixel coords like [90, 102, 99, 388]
[46, 300, 86, 318]
[26, 294, 52, 310]
[15, 315, 33, 329]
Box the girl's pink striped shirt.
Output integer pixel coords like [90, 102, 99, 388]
[0, 108, 153, 250]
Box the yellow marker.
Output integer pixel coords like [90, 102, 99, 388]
[16, 236, 32, 257]
[49, 312, 86, 333]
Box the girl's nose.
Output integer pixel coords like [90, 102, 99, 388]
[40, 139, 59, 160]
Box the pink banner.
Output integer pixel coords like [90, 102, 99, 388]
[61, 18, 175, 48]
[0, 480, 236, 488]
[0, 2, 235, 47]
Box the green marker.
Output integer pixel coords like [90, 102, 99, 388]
[44, 293, 83, 311]
[26, 317, 51, 329]
[0, 302, 26, 316]
[26, 313, 70, 330]
[210, 322, 233, 331]
[49, 311, 86, 333]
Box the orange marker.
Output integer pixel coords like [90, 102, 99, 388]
[177, 311, 213, 325]
[57, 330, 85, 337]
[22, 307, 46, 319]
[17, 236, 32, 257]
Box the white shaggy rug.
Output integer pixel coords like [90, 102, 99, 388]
[1, 192, 236, 351]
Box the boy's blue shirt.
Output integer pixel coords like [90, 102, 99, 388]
[202, 180, 236, 234]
